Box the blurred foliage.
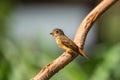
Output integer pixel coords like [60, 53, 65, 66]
[99, 1, 120, 45]
[0, 1, 14, 80]
[0, 0, 14, 36]
[0, 1, 120, 80]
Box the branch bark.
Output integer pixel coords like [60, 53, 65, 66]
[32, 0, 118, 80]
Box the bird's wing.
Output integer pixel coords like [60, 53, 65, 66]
[60, 36, 79, 52]
[60, 35, 89, 60]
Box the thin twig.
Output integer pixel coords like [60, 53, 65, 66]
[32, 0, 118, 80]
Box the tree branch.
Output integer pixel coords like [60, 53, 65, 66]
[32, 0, 118, 80]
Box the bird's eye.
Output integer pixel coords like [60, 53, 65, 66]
[56, 30, 59, 33]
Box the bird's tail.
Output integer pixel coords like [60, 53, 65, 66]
[79, 48, 90, 60]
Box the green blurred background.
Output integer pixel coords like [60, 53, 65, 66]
[0, 0, 120, 80]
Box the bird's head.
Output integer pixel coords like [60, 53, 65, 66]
[50, 28, 64, 38]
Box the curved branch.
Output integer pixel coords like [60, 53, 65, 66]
[74, 0, 118, 48]
[32, 0, 118, 80]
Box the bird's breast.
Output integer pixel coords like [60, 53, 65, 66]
[56, 37, 72, 51]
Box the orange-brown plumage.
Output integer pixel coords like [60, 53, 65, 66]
[50, 28, 89, 60]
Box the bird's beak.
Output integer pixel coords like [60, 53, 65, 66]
[50, 33, 53, 35]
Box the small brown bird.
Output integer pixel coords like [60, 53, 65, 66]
[50, 28, 89, 60]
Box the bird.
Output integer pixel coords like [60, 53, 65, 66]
[50, 28, 89, 60]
